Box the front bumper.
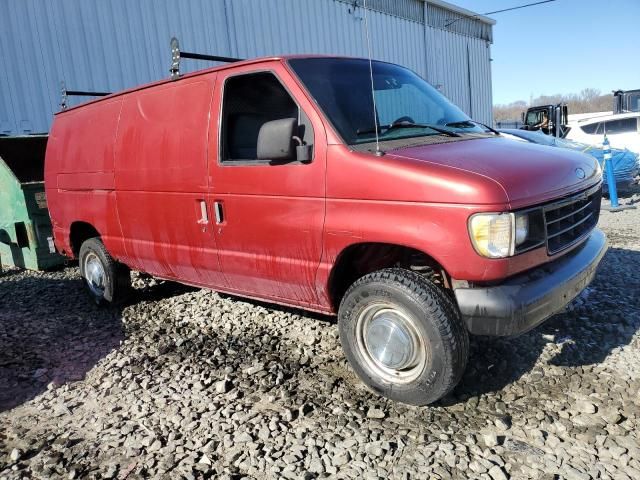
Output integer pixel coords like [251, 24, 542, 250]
[455, 228, 608, 336]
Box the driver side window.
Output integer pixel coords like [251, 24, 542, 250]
[220, 72, 313, 164]
[526, 111, 541, 125]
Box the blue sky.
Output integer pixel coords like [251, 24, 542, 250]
[453, 0, 640, 105]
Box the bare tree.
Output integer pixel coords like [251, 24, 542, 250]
[494, 89, 613, 124]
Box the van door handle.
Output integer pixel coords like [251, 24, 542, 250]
[214, 201, 224, 224]
[197, 200, 209, 231]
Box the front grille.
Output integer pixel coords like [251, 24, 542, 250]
[544, 185, 602, 255]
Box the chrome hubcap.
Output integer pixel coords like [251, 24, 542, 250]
[356, 303, 427, 384]
[365, 313, 415, 369]
[84, 252, 105, 297]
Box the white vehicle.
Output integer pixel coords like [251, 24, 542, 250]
[568, 111, 612, 123]
[566, 112, 640, 154]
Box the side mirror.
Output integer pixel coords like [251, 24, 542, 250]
[257, 118, 297, 161]
[257, 118, 312, 163]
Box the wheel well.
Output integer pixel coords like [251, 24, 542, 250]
[69, 222, 100, 257]
[328, 243, 449, 311]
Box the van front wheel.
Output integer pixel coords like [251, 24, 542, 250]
[338, 268, 468, 406]
[79, 238, 130, 305]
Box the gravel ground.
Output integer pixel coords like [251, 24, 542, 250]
[1, 190, 639, 480]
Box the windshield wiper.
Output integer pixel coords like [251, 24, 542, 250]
[357, 121, 461, 137]
[388, 121, 462, 137]
[445, 120, 500, 136]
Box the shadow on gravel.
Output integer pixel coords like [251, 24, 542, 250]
[451, 247, 640, 402]
[125, 279, 199, 305]
[0, 274, 124, 412]
[5, 243, 635, 414]
[120, 247, 640, 410]
[216, 291, 337, 325]
[155, 248, 639, 407]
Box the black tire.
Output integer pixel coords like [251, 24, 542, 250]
[78, 237, 131, 305]
[338, 268, 468, 406]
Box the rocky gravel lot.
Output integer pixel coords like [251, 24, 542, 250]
[1, 193, 640, 480]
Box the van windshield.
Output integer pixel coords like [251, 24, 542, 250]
[288, 58, 484, 145]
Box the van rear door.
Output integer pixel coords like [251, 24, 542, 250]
[208, 63, 327, 306]
[114, 75, 226, 287]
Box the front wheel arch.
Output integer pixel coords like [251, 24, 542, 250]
[327, 242, 450, 312]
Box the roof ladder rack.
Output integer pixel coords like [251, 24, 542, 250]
[60, 81, 111, 110]
[170, 37, 243, 80]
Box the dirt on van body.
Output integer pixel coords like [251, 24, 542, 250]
[1, 192, 640, 480]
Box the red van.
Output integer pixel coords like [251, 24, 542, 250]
[45, 56, 607, 405]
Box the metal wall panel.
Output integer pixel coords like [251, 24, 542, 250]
[0, 0, 493, 135]
[335, 0, 425, 24]
[425, 3, 493, 42]
[423, 25, 493, 125]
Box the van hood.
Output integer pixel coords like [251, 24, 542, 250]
[386, 137, 601, 207]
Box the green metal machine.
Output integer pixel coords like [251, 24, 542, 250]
[0, 135, 64, 271]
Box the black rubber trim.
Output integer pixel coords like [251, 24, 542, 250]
[455, 228, 608, 336]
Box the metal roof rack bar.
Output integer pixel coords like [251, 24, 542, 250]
[60, 81, 111, 110]
[170, 37, 243, 80]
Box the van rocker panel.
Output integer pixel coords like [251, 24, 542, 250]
[455, 228, 607, 336]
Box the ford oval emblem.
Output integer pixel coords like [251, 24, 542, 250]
[575, 168, 585, 179]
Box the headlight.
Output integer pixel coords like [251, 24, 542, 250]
[469, 212, 536, 258]
[468, 213, 514, 258]
[514, 213, 529, 246]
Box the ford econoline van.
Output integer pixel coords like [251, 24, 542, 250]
[45, 56, 607, 405]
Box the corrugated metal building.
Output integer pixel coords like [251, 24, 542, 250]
[0, 0, 494, 135]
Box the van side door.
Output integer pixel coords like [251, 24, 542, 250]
[114, 74, 226, 287]
[208, 62, 327, 307]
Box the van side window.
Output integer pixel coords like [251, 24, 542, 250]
[220, 72, 313, 163]
[580, 122, 600, 135]
[601, 118, 637, 134]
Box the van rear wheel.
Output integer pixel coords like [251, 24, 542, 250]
[338, 268, 468, 406]
[79, 238, 130, 305]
